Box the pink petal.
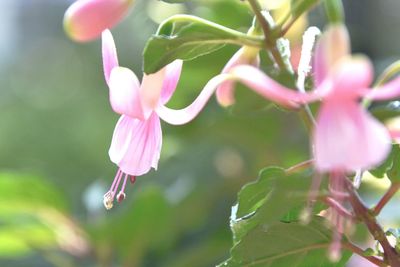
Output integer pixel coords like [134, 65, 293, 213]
[160, 60, 183, 104]
[109, 113, 162, 176]
[314, 100, 391, 172]
[156, 74, 230, 125]
[365, 75, 400, 101]
[228, 65, 325, 107]
[140, 68, 166, 112]
[64, 0, 134, 42]
[327, 56, 373, 99]
[108, 67, 145, 119]
[216, 47, 260, 106]
[313, 24, 350, 86]
[102, 29, 119, 85]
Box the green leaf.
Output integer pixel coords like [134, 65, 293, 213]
[230, 166, 314, 243]
[370, 144, 400, 182]
[370, 101, 400, 121]
[290, 0, 320, 18]
[387, 145, 400, 182]
[323, 0, 344, 24]
[143, 15, 263, 74]
[220, 217, 351, 267]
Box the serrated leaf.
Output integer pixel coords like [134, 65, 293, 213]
[220, 217, 351, 267]
[231, 166, 314, 243]
[143, 15, 263, 74]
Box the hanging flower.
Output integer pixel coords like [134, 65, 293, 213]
[101, 30, 229, 209]
[220, 24, 400, 260]
[64, 0, 135, 42]
[225, 24, 400, 172]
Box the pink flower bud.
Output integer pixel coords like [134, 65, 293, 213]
[64, 0, 135, 42]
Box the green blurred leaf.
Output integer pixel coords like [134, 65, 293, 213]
[0, 172, 67, 214]
[143, 15, 263, 74]
[90, 186, 175, 265]
[370, 101, 400, 121]
[220, 217, 351, 267]
[323, 0, 344, 24]
[370, 144, 400, 182]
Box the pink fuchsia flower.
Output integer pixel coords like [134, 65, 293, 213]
[64, 0, 134, 42]
[225, 24, 400, 173]
[101, 30, 229, 209]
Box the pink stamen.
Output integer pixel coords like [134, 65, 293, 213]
[103, 170, 136, 209]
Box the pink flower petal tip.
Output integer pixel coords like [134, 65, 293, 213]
[64, 0, 135, 42]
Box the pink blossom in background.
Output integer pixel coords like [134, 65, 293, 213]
[101, 30, 230, 209]
[64, 0, 135, 42]
[226, 24, 400, 172]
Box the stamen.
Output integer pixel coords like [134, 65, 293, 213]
[117, 192, 126, 203]
[103, 170, 136, 209]
[103, 191, 114, 210]
[117, 174, 129, 203]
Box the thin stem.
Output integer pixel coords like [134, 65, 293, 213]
[373, 182, 400, 216]
[247, 0, 286, 69]
[346, 181, 400, 267]
[342, 242, 386, 267]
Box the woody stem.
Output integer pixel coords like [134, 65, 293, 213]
[346, 180, 400, 267]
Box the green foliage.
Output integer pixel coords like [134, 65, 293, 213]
[220, 217, 350, 267]
[370, 101, 400, 121]
[323, 0, 344, 24]
[143, 15, 263, 74]
[370, 144, 400, 182]
[221, 166, 351, 266]
[0, 173, 80, 258]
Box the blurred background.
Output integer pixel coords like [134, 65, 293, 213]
[1, 0, 400, 266]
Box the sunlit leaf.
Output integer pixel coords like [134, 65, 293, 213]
[220, 217, 351, 267]
[143, 15, 263, 74]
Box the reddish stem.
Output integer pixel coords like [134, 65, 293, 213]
[373, 182, 400, 216]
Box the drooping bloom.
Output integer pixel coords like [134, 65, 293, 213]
[101, 30, 229, 209]
[64, 0, 135, 42]
[220, 24, 400, 260]
[225, 24, 400, 172]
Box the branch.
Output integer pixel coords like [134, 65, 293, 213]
[342, 242, 386, 267]
[247, 0, 286, 69]
[346, 181, 400, 267]
[373, 182, 400, 216]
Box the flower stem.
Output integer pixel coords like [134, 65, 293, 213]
[247, 0, 286, 70]
[373, 182, 400, 216]
[346, 181, 400, 267]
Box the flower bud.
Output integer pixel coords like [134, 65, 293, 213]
[64, 0, 135, 42]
